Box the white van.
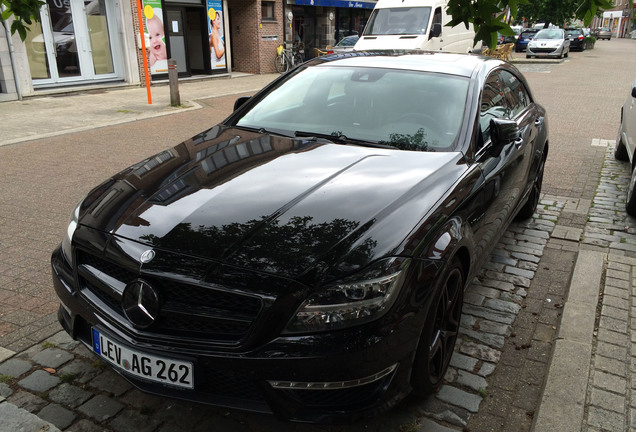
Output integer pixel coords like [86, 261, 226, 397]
[354, 0, 475, 53]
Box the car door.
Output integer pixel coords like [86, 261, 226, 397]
[472, 70, 532, 248]
[498, 70, 541, 203]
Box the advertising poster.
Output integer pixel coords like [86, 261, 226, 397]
[142, 0, 168, 75]
[207, 0, 227, 71]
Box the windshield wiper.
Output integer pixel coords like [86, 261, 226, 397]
[233, 125, 292, 137]
[294, 131, 396, 149]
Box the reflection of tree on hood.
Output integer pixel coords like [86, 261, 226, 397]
[141, 215, 377, 280]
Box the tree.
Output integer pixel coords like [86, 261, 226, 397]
[446, 0, 615, 48]
[518, 0, 579, 29]
[0, 0, 45, 41]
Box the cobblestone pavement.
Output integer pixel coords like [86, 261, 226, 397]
[580, 144, 636, 432]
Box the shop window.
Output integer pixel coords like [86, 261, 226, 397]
[262, 2, 275, 22]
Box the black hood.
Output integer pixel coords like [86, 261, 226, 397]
[77, 126, 466, 280]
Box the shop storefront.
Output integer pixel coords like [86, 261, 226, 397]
[139, 0, 229, 78]
[0, 0, 285, 100]
[24, 0, 129, 88]
[285, 0, 375, 59]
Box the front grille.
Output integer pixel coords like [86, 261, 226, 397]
[531, 47, 556, 53]
[76, 250, 263, 345]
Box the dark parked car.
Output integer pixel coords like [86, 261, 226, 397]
[565, 28, 586, 51]
[615, 79, 636, 215]
[51, 52, 549, 423]
[515, 29, 539, 52]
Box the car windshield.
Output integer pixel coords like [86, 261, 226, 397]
[566, 29, 581, 36]
[535, 29, 563, 39]
[363, 7, 431, 36]
[235, 65, 469, 152]
[520, 31, 536, 38]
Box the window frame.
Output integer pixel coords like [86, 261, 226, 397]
[261, 1, 276, 22]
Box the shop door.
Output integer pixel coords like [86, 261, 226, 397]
[166, 8, 189, 74]
[26, 0, 123, 86]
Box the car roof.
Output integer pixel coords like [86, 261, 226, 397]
[305, 51, 495, 78]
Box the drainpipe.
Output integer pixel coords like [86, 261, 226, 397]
[0, 13, 23, 100]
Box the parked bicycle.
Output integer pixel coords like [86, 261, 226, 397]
[274, 42, 304, 73]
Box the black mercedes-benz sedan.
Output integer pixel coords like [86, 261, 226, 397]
[51, 51, 548, 423]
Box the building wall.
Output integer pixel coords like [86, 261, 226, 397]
[258, 2, 284, 74]
[230, 0, 262, 73]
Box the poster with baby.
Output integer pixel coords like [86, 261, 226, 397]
[207, 0, 226, 71]
[142, 0, 168, 75]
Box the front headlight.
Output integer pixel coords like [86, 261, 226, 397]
[283, 264, 406, 334]
[61, 202, 81, 264]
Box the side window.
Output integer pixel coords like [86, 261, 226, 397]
[433, 7, 442, 26]
[479, 72, 508, 145]
[499, 70, 529, 118]
[429, 7, 442, 38]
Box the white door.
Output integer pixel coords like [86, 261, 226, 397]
[26, 0, 123, 87]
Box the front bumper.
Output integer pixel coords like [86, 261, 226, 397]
[526, 44, 566, 58]
[51, 246, 423, 423]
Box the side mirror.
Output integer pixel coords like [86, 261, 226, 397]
[631, 82, 636, 98]
[234, 96, 251, 112]
[489, 118, 520, 157]
[430, 23, 442, 39]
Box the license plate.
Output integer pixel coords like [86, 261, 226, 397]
[92, 328, 194, 389]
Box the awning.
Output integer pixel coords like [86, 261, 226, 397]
[294, 0, 376, 9]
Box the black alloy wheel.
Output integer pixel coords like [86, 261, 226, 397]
[516, 156, 545, 220]
[411, 258, 464, 395]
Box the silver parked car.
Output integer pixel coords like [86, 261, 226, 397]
[327, 35, 359, 54]
[615, 79, 636, 215]
[597, 27, 611, 40]
[526, 28, 570, 59]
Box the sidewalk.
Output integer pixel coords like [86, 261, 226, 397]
[0, 60, 635, 431]
[0, 72, 279, 147]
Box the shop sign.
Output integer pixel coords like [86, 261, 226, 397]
[295, 0, 376, 9]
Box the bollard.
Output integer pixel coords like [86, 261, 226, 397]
[168, 59, 180, 107]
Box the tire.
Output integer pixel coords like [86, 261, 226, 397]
[274, 54, 288, 73]
[516, 156, 545, 220]
[411, 258, 464, 395]
[615, 131, 629, 161]
[293, 54, 304, 68]
[626, 164, 636, 216]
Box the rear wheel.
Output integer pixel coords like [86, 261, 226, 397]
[516, 156, 545, 220]
[411, 258, 464, 395]
[615, 131, 629, 161]
[274, 54, 288, 73]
